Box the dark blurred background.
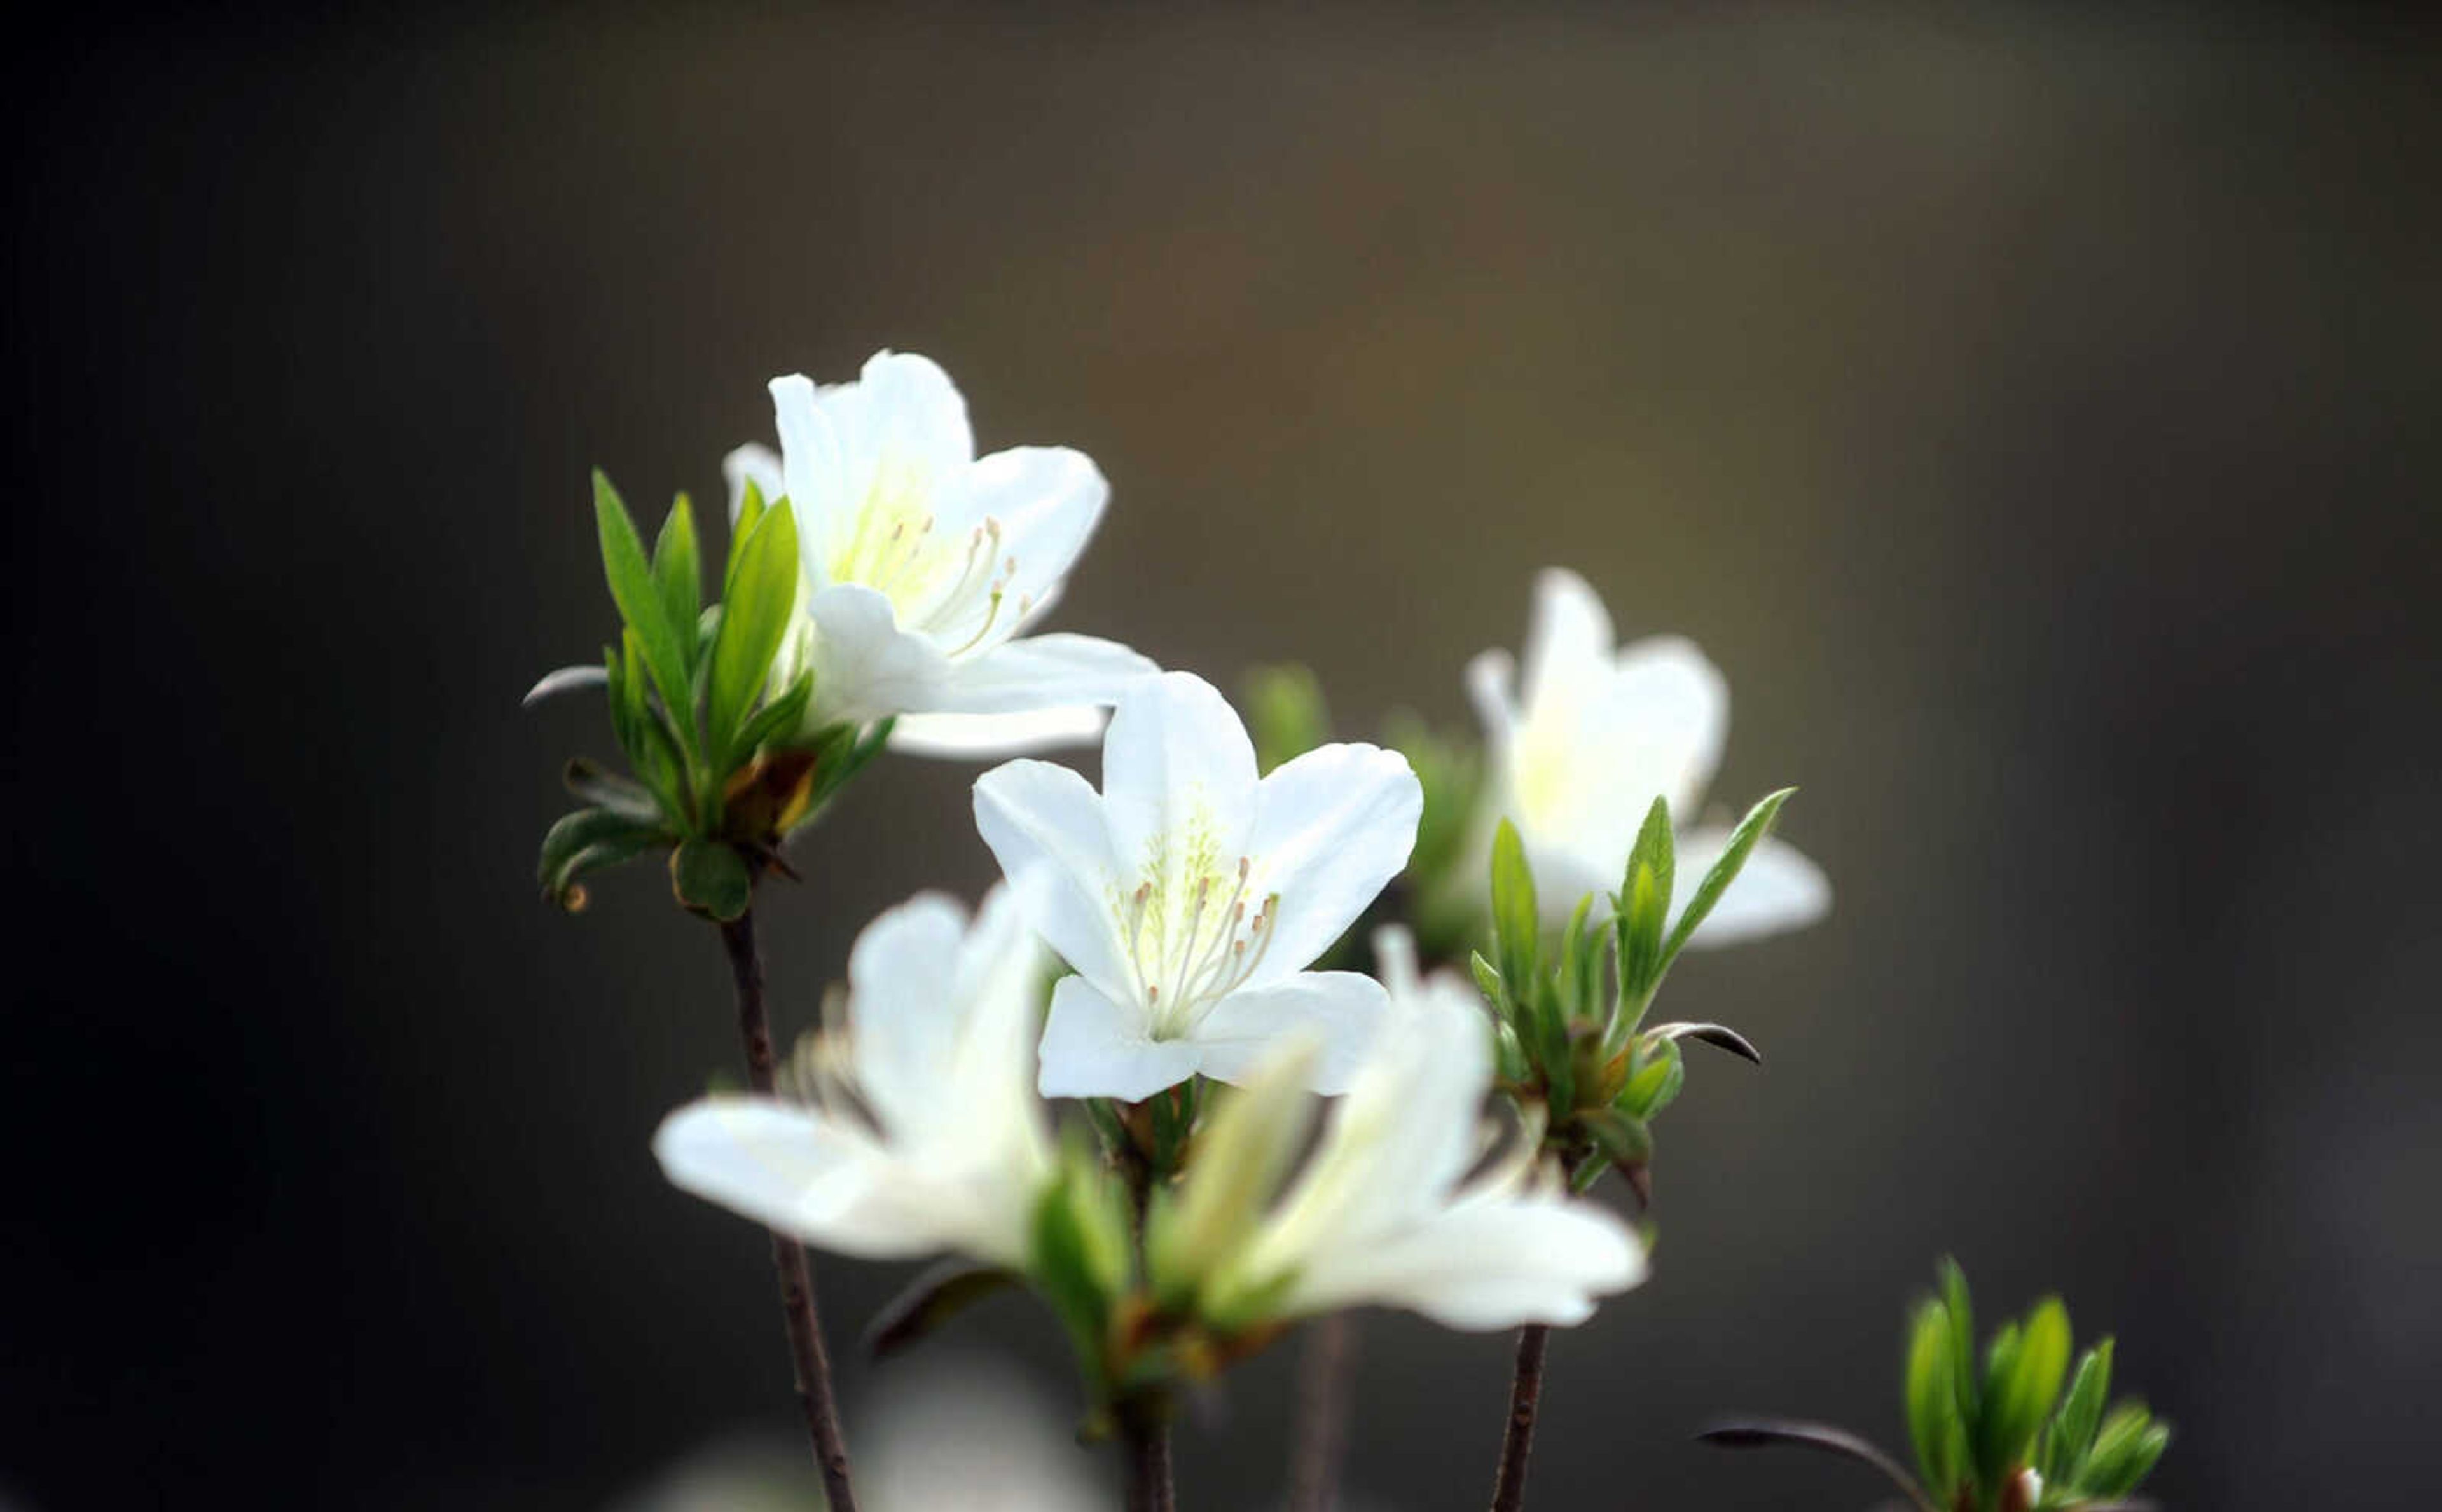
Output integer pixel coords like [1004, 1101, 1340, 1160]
[7, 4, 2437, 1508]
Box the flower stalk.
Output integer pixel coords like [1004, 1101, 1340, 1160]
[715, 903, 859, 1512]
[1489, 1319, 1552, 1512]
[1287, 1312, 1358, 1512]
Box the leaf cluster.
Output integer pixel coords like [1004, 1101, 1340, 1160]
[1905, 1260, 2171, 1511]
[1467, 790, 1791, 1197]
[537, 472, 889, 921]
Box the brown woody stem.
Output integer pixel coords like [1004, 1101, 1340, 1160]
[718, 905, 859, 1512]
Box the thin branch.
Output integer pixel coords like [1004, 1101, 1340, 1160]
[1110, 1097, 1176, 1512]
[719, 905, 859, 1512]
[1288, 1311, 1360, 1512]
[1488, 1321, 1551, 1512]
[1121, 1398, 1178, 1512]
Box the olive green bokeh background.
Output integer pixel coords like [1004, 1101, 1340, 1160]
[9, 5, 2437, 1508]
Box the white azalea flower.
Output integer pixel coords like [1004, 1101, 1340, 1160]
[652, 884, 1054, 1268]
[974, 671, 1422, 1102]
[1466, 567, 1829, 946]
[725, 350, 1157, 755]
[1187, 930, 1646, 1331]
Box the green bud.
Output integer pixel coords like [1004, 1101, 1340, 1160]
[1147, 1050, 1315, 1309]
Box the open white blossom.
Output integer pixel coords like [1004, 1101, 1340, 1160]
[1466, 567, 1829, 946]
[724, 350, 1156, 755]
[974, 671, 1421, 1101]
[651, 885, 1054, 1268]
[1189, 930, 1646, 1330]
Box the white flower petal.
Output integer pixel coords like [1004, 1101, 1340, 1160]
[1099, 672, 1260, 881]
[1288, 1198, 1644, 1329]
[1245, 743, 1422, 984]
[950, 444, 1109, 612]
[843, 893, 971, 1135]
[1037, 974, 1203, 1100]
[1191, 971, 1390, 1094]
[973, 758, 1133, 996]
[1465, 648, 1519, 755]
[769, 374, 853, 577]
[887, 707, 1108, 759]
[1601, 634, 1730, 818]
[722, 442, 783, 524]
[858, 349, 976, 481]
[1669, 830, 1830, 947]
[803, 582, 953, 725]
[927, 633, 1157, 715]
[654, 1099, 943, 1260]
[523, 663, 607, 706]
[1519, 567, 1617, 717]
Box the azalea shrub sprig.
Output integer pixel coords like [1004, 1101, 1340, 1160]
[531, 345, 2174, 1512]
[532, 472, 894, 921]
[1470, 788, 1792, 1202]
[1704, 1260, 2171, 1512]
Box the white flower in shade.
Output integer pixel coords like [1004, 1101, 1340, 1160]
[1466, 567, 1829, 946]
[1177, 930, 1646, 1331]
[974, 671, 1422, 1102]
[651, 885, 1054, 1268]
[724, 350, 1156, 755]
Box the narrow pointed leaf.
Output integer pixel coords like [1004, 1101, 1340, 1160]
[1905, 1298, 1959, 1496]
[1662, 787, 1795, 961]
[1698, 1419, 1944, 1512]
[864, 1260, 1022, 1360]
[652, 492, 701, 657]
[709, 500, 802, 761]
[1490, 819, 1538, 994]
[1617, 795, 1674, 1006]
[594, 471, 694, 733]
[1651, 1021, 1764, 1065]
[537, 807, 663, 909]
[725, 476, 768, 590]
[562, 757, 665, 823]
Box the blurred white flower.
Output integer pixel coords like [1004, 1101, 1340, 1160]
[975, 672, 1421, 1102]
[1174, 930, 1646, 1331]
[724, 350, 1155, 755]
[1465, 567, 1828, 947]
[652, 885, 1054, 1268]
[610, 1355, 1105, 1512]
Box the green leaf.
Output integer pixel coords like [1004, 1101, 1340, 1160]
[733, 670, 817, 759]
[802, 715, 897, 820]
[862, 1260, 1021, 1361]
[1556, 893, 1598, 1022]
[1468, 950, 1509, 1017]
[537, 807, 663, 909]
[1939, 1258, 1979, 1428]
[1905, 1297, 1961, 1497]
[1531, 972, 1573, 1111]
[726, 476, 768, 590]
[1617, 1036, 1685, 1121]
[709, 500, 802, 760]
[652, 492, 702, 659]
[1661, 787, 1795, 962]
[1616, 795, 1674, 1010]
[2041, 1338, 2112, 1483]
[2076, 1405, 2169, 1498]
[668, 838, 751, 921]
[1490, 818, 1539, 996]
[1979, 1298, 2070, 1489]
[562, 757, 664, 824]
[594, 471, 695, 736]
[1579, 1108, 1652, 1171]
